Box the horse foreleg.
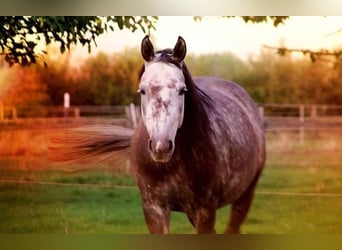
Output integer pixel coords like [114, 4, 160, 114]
[191, 207, 216, 234]
[225, 171, 261, 234]
[142, 202, 170, 234]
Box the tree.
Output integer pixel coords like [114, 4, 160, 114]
[263, 44, 342, 66]
[202, 16, 342, 66]
[195, 16, 289, 27]
[0, 16, 294, 67]
[1, 65, 50, 116]
[1, 16, 295, 67]
[0, 16, 157, 66]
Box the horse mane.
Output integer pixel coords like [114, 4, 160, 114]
[178, 61, 217, 171]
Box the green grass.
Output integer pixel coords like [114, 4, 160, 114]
[1, 130, 342, 233]
[1, 163, 342, 234]
[0, 177, 141, 233]
[243, 165, 342, 233]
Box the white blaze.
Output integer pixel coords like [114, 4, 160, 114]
[139, 62, 186, 147]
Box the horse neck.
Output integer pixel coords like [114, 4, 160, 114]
[176, 66, 214, 164]
[183, 64, 211, 128]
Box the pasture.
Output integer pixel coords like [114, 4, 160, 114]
[1, 126, 342, 233]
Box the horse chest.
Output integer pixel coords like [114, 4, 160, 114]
[136, 165, 220, 212]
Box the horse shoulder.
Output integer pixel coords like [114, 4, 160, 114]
[193, 76, 265, 179]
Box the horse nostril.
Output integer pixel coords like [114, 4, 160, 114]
[168, 140, 173, 151]
[149, 139, 173, 154]
[148, 139, 153, 152]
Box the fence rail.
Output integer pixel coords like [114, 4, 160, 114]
[0, 105, 141, 128]
[2, 104, 342, 130]
[259, 103, 342, 120]
[1, 178, 342, 197]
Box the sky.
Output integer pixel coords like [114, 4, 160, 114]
[70, 16, 342, 63]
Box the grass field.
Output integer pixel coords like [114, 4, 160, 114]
[1, 128, 342, 233]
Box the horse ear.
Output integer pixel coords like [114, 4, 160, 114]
[172, 36, 187, 62]
[141, 35, 155, 62]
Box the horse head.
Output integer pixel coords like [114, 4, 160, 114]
[138, 35, 187, 163]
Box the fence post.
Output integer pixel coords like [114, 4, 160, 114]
[130, 103, 137, 128]
[74, 108, 80, 119]
[299, 126, 304, 145]
[64, 92, 70, 123]
[12, 107, 17, 120]
[311, 105, 317, 118]
[135, 105, 141, 122]
[299, 105, 305, 123]
[298, 105, 305, 144]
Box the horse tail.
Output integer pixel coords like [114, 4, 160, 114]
[49, 125, 133, 170]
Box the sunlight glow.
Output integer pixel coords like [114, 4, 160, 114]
[70, 16, 342, 63]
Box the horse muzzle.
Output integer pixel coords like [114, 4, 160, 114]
[148, 138, 174, 163]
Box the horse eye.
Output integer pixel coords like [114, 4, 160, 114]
[179, 87, 188, 95]
[138, 88, 146, 95]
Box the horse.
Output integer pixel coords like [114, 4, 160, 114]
[53, 36, 265, 234]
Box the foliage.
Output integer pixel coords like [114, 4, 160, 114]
[241, 50, 342, 104]
[49, 50, 142, 106]
[0, 16, 291, 68]
[73, 51, 142, 105]
[264, 45, 342, 66]
[238, 16, 342, 65]
[194, 16, 289, 27]
[0, 16, 157, 66]
[0, 64, 50, 116]
[0, 48, 144, 110]
[204, 16, 342, 65]
[4, 16, 342, 68]
[237, 16, 290, 27]
[195, 16, 342, 64]
[187, 49, 342, 105]
[185, 52, 247, 81]
[4, 45, 342, 113]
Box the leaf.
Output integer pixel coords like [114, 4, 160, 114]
[0, 16, 158, 66]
